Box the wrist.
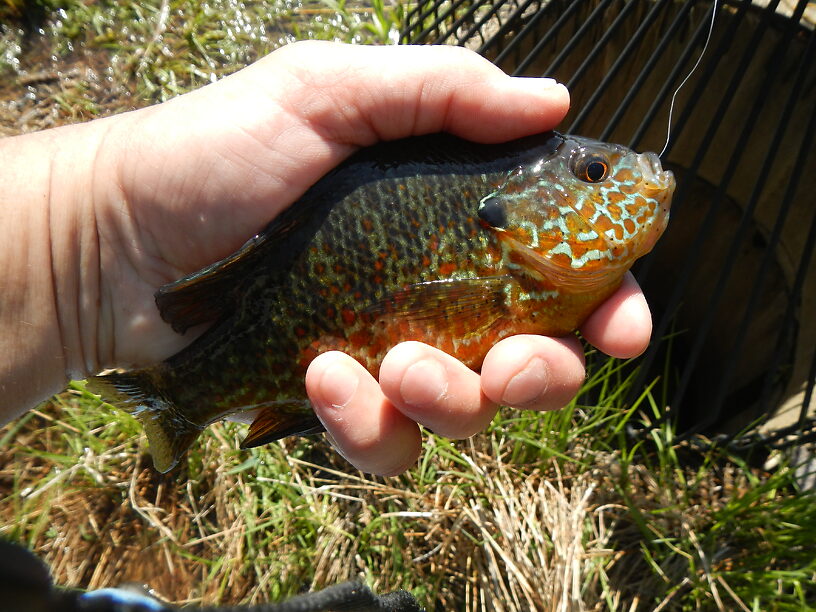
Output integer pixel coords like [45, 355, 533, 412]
[0, 117, 117, 422]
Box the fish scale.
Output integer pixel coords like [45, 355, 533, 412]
[86, 131, 674, 472]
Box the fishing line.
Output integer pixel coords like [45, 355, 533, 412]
[659, 0, 719, 158]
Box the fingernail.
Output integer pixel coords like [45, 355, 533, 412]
[502, 356, 548, 407]
[510, 76, 561, 90]
[400, 359, 448, 407]
[320, 362, 360, 410]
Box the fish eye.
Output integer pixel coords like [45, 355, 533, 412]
[572, 151, 610, 183]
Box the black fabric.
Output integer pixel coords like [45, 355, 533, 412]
[0, 540, 424, 612]
[199, 581, 424, 612]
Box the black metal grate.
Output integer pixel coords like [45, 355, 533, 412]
[402, 0, 816, 452]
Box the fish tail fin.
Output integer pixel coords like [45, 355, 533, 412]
[86, 370, 201, 473]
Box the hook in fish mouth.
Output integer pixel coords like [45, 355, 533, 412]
[637, 152, 675, 194]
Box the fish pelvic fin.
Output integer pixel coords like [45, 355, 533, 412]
[240, 406, 325, 449]
[85, 370, 202, 473]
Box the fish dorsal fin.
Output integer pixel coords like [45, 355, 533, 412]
[366, 276, 511, 338]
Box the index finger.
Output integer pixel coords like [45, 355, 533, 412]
[579, 272, 653, 359]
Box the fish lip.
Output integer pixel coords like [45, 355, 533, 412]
[637, 152, 674, 192]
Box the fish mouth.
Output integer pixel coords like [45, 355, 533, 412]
[637, 152, 675, 195]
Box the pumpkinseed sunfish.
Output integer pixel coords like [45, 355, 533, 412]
[86, 131, 675, 472]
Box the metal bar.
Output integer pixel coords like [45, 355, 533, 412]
[668, 0, 807, 434]
[568, 0, 673, 134]
[410, 0, 475, 45]
[475, 0, 544, 57]
[713, 32, 816, 439]
[434, 0, 509, 45]
[625, 0, 776, 421]
[625, 2, 724, 289]
[401, 0, 457, 43]
[515, 0, 615, 77]
[660, 0, 783, 158]
[600, 0, 698, 142]
[491, 0, 570, 70]
[454, 0, 521, 47]
[754, 171, 816, 434]
[558, 0, 640, 89]
[631, 0, 750, 151]
[544, 0, 615, 75]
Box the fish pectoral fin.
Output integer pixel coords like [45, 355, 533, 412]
[365, 276, 511, 336]
[155, 234, 269, 333]
[240, 407, 325, 449]
[156, 197, 331, 334]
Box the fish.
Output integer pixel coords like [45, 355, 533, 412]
[86, 131, 675, 472]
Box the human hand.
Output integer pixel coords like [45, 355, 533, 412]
[306, 273, 650, 475]
[1, 41, 651, 476]
[87, 41, 573, 368]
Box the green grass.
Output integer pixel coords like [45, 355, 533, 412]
[1, 0, 402, 111]
[3, 354, 815, 609]
[1, 1, 816, 609]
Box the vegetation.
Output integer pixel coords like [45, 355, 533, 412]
[1, 1, 815, 610]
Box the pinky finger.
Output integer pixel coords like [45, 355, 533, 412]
[305, 351, 422, 476]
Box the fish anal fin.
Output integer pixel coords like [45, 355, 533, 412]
[366, 276, 511, 338]
[240, 407, 324, 449]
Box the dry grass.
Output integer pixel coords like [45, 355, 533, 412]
[5, 386, 807, 610]
[2, 3, 816, 610]
[2, 392, 620, 609]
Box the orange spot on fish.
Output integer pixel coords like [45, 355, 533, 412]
[607, 204, 622, 221]
[615, 168, 634, 183]
[341, 309, 356, 325]
[438, 262, 457, 276]
[607, 191, 624, 205]
[348, 329, 372, 348]
[593, 215, 615, 234]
